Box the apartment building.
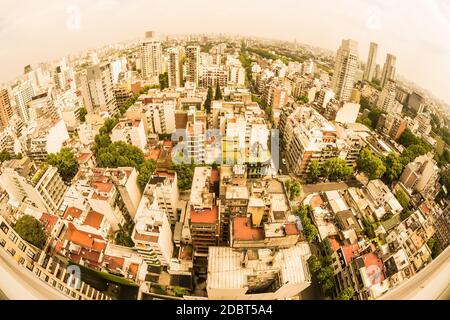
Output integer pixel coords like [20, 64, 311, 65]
[331, 39, 359, 102]
[376, 113, 407, 140]
[141, 32, 162, 79]
[145, 169, 180, 224]
[76, 62, 118, 116]
[188, 167, 220, 274]
[13, 80, 34, 122]
[399, 153, 439, 199]
[24, 118, 70, 162]
[0, 159, 67, 215]
[111, 118, 147, 151]
[207, 244, 311, 300]
[167, 47, 182, 88]
[132, 188, 174, 267]
[185, 45, 200, 86]
[0, 88, 13, 131]
[200, 65, 228, 88]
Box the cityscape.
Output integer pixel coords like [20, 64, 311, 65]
[0, 2, 449, 303]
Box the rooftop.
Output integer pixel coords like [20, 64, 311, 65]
[233, 216, 265, 241]
[190, 206, 218, 224]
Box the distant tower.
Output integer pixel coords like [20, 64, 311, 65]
[167, 47, 181, 88]
[363, 42, 378, 82]
[331, 39, 359, 102]
[0, 89, 13, 130]
[185, 45, 200, 86]
[381, 53, 396, 88]
[141, 31, 162, 79]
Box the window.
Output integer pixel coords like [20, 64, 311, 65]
[1, 222, 9, 234]
[18, 241, 27, 252]
[9, 233, 18, 243]
[7, 248, 16, 256]
[0, 239, 5, 247]
[27, 250, 35, 260]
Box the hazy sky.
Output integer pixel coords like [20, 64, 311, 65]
[1, 0, 449, 103]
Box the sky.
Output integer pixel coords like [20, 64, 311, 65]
[1, 0, 449, 103]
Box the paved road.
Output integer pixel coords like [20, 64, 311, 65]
[378, 246, 450, 300]
[302, 180, 363, 195]
[0, 249, 68, 300]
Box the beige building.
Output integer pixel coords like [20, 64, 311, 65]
[331, 39, 359, 102]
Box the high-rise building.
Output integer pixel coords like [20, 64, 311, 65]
[0, 158, 67, 214]
[167, 47, 181, 88]
[376, 113, 407, 140]
[141, 32, 162, 79]
[377, 79, 398, 113]
[331, 39, 359, 102]
[13, 80, 34, 122]
[0, 89, 13, 130]
[76, 62, 118, 116]
[363, 42, 378, 82]
[380, 53, 396, 88]
[185, 45, 200, 86]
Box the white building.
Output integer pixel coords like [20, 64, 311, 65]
[111, 118, 147, 151]
[132, 189, 174, 266]
[331, 39, 359, 102]
[207, 244, 311, 300]
[141, 32, 162, 79]
[13, 80, 34, 122]
[335, 102, 360, 124]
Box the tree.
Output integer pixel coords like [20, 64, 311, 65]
[395, 190, 409, 210]
[205, 86, 213, 114]
[308, 255, 322, 273]
[367, 109, 384, 128]
[307, 160, 321, 183]
[286, 179, 301, 200]
[14, 215, 47, 249]
[295, 205, 318, 242]
[171, 163, 195, 190]
[47, 148, 80, 183]
[357, 148, 386, 180]
[0, 151, 11, 163]
[114, 222, 135, 247]
[362, 117, 372, 128]
[337, 287, 355, 300]
[297, 95, 309, 104]
[321, 158, 353, 181]
[79, 107, 88, 122]
[214, 83, 222, 100]
[96, 141, 145, 169]
[137, 159, 157, 191]
[159, 72, 169, 90]
[383, 153, 404, 184]
[99, 117, 119, 135]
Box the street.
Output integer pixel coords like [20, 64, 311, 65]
[302, 179, 363, 195]
[0, 249, 68, 300]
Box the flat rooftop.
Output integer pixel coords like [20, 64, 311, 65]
[233, 216, 265, 241]
[190, 206, 218, 224]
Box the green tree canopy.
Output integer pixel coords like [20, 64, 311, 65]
[171, 163, 196, 190]
[214, 83, 223, 100]
[307, 160, 321, 183]
[205, 86, 213, 114]
[79, 107, 88, 122]
[14, 215, 47, 249]
[383, 153, 404, 184]
[114, 222, 135, 247]
[159, 72, 169, 90]
[47, 148, 80, 183]
[96, 141, 145, 169]
[137, 159, 157, 191]
[357, 147, 386, 180]
[337, 287, 355, 300]
[321, 158, 353, 181]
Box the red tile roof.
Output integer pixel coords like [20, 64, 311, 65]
[145, 149, 161, 160]
[40, 213, 58, 235]
[232, 216, 265, 241]
[361, 252, 385, 283]
[66, 223, 104, 250]
[92, 181, 113, 193]
[310, 194, 324, 208]
[190, 206, 219, 224]
[64, 207, 83, 220]
[103, 255, 125, 270]
[83, 211, 104, 229]
[133, 231, 159, 243]
[284, 223, 299, 235]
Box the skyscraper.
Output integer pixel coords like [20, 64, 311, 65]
[381, 53, 396, 88]
[185, 45, 200, 86]
[141, 31, 162, 79]
[363, 42, 378, 82]
[167, 47, 181, 88]
[13, 80, 34, 122]
[76, 62, 118, 116]
[331, 39, 359, 102]
[0, 89, 13, 130]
